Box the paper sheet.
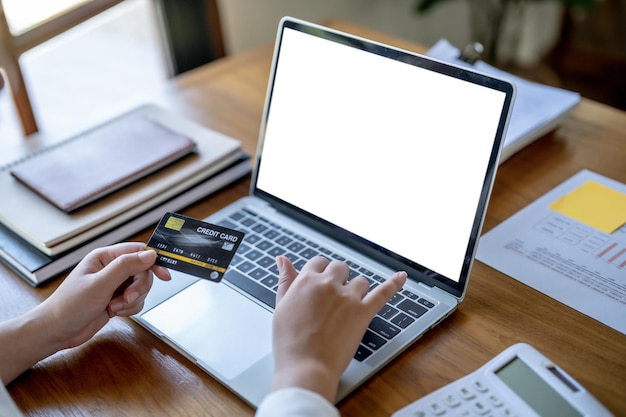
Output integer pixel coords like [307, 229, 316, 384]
[476, 170, 626, 335]
[426, 39, 580, 156]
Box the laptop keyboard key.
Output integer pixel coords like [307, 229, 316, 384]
[268, 247, 286, 257]
[244, 250, 264, 261]
[378, 305, 399, 320]
[369, 316, 400, 339]
[387, 293, 404, 305]
[418, 298, 436, 309]
[253, 224, 268, 234]
[299, 248, 318, 259]
[229, 212, 244, 221]
[237, 243, 252, 253]
[361, 329, 387, 350]
[359, 267, 374, 276]
[244, 234, 262, 244]
[257, 256, 275, 268]
[347, 269, 360, 280]
[391, 312, 415, 329]
[231, 254, 244, 266]
[261, 275, 279, 288]
[217, 219, 238, 229]
[319, 247, 332, 255]
[285, 252, 299, 263]
[397, 299, 428, 319]
[402, 289, 419, 300]
[354, 345, 373, 362]
[287, 242, 306, 252]
[242, 218, 256, 227]
[275, 236, 293, 246]
[256, 240, 274, 251]
[264, 229, 281, 239]
[372, 274, 385, 283]
[237, 261, 256, 273]
[224, 270, 276, 308]
[250, 268, 268, 280]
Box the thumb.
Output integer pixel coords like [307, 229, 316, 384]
[275, 255, 298, 305]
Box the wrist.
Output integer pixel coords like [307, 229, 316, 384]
[271, 358, 340, 403]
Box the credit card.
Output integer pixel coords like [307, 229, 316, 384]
[146, 212, 245, 282]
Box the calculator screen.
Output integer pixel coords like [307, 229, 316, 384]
[495, 357, 583, 417]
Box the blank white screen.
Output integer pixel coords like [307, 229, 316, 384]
[256, 28, 506, 281]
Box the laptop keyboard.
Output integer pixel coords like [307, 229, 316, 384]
[217, 208, 435, 362]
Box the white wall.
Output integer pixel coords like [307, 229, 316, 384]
[217, 0, 471, 55]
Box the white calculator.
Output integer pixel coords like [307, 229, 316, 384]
[392, 343, 612, 417]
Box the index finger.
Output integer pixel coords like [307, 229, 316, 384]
[91, 242, 147, 267]
[363, 271, 407, 312]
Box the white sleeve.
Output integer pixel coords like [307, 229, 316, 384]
[255, 387, 340, 417]
[0, 382, 25, 417]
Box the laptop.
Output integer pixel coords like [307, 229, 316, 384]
[134, 17, 515, 407]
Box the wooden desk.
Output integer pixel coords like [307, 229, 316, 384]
[2, 20, 625, 416]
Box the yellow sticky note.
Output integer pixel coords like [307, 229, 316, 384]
[549, 180, 626, 234]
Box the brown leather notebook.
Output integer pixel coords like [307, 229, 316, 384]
[11, 113, 197, 212]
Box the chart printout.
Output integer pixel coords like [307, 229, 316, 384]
[476, 170, 626, 335]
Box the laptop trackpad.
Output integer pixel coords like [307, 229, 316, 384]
[141, 278, 273, 380]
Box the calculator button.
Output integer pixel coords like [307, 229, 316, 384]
[457, 386, 475, 400]
[472, 400, 491, 415]
[501, 408, 517, 417]
[472, 379, 488, 392]
[454, 410, 471, 417]
[442, 393, 461, 408]
[487, 394, 503, 407]
[428, 401, 446, 415]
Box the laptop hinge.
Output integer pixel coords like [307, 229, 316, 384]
[415, 281, 461, 304]
[416, 281, 434, 290]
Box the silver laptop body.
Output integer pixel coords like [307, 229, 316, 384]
[134, 17, 515, 407]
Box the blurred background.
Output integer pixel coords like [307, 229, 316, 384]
[0, 0, 624, 142]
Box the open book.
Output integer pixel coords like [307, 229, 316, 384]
[426, 39, 581, 163]
[0, 105, 243, 256]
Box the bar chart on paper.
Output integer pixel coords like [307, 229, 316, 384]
[543, 214, 626, 270]
[596, 240, 626, 268]
[526, 214, 626, 304]
[476, 170, 626, 335]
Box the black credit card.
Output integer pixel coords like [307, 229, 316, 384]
[146, 212, 245, 282]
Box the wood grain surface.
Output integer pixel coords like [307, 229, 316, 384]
[2, 19, 624, 417]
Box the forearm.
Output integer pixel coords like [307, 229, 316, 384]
[0, 306, 62, 384]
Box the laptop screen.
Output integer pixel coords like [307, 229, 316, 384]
[254, 19, 513, 296]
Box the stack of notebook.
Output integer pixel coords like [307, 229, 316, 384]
[0, 105, 251, 286]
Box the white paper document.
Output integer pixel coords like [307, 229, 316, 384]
[426, 39, 581, 163]
[476, 170, 626, 335]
